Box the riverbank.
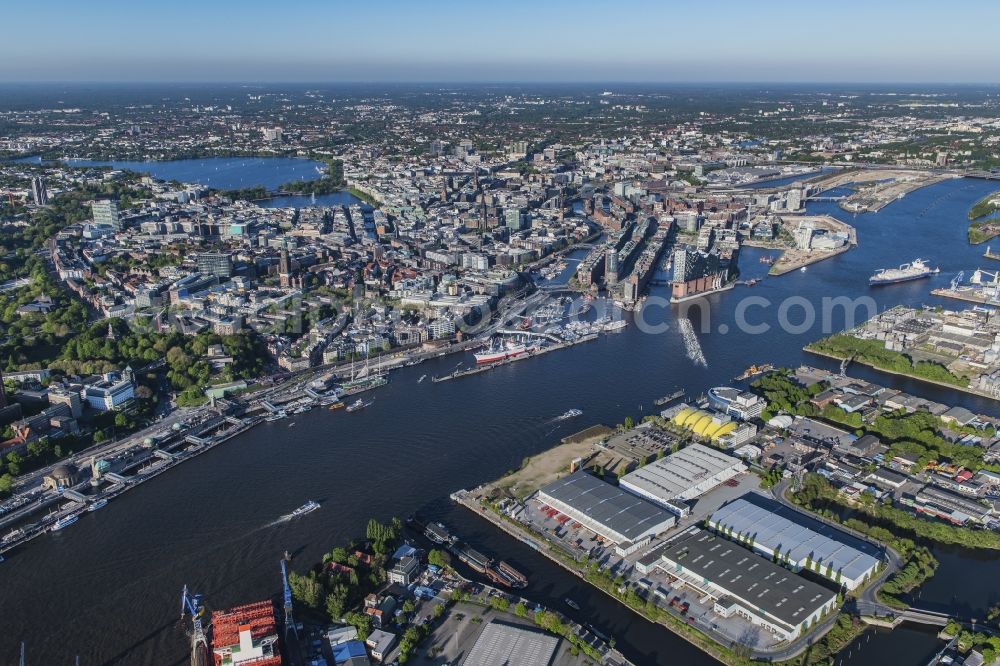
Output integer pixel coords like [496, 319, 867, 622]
[804, 344, 994, 401]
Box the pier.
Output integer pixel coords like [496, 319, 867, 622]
[433, 333, 599, 383]
[930, 286, 1000, 306]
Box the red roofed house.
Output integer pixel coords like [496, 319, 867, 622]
[211, 600, 283, 666]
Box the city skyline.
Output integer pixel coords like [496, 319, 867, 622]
[4, 0, 1000, 83]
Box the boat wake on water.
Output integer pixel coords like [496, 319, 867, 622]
[678, 319, 708, 368]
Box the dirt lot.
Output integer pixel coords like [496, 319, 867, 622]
[486, 426, 613, 499]
[811, 168, 955, 212]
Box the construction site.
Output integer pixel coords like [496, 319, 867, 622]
[811, 168, 956, 213]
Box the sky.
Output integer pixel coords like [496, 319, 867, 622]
[3, 0, 999, 83]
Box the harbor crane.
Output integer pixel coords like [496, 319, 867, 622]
[950, 270, 965, 291]
[281, 560, 297, 639]
[181, 585, 209, 665]
[971, 268, 999, 285]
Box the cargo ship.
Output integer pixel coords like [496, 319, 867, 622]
[869, 259, 939, 286]
[473, 341, 527, 364]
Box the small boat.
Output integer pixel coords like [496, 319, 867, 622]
[288, 422, 296, 427]
[557, 409, 583, 420]
[565, 598, 581, 610]
[418, 375, 426, 383]
[50, 514, 79, 532]
[346, 399, 371, 413]
[800, 266, 807, 272]
[735, 364, 774, 381]
[290, 501, 320, 518]
[424, 522, 455, 545]
[329, 402, 345, 411]
[87, 499, 108, 512]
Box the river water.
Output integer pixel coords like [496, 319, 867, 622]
[4, 176, 1000, 665]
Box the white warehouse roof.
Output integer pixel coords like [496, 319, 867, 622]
[709, 494, 881, 587]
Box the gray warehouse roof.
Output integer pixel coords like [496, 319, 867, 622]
[710, 494, 880, 583]
[620, 443, 744, 501]
[661, 529, 836, 629]
[538, 471, 674, 543]
[463, 620, 559, 666]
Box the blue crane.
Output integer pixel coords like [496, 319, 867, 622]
[281, 560, 297, 639]
[181, 584, 208, 653]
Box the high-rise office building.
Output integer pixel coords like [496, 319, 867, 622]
[196, 252, 233, 278]
[30, 177, 48, 206]
[91, 199, 120, 230]
[504, 207, 525, 231]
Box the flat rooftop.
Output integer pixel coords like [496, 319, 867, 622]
[661, 529, 836, 629]
[710, 494, 880, 583]
[620, 443, 743, 500]
[538, 471, 674, 542]
[463, 620, 560, 666]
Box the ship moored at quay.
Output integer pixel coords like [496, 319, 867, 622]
[409, 516, 528, 590]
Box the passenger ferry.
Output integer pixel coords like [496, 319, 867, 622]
[50, 514, 79, 531]
[290, 500, 320, 518]
[87, 498, 108, 512]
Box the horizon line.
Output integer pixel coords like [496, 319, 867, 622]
[2, 80, 1000, 87]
